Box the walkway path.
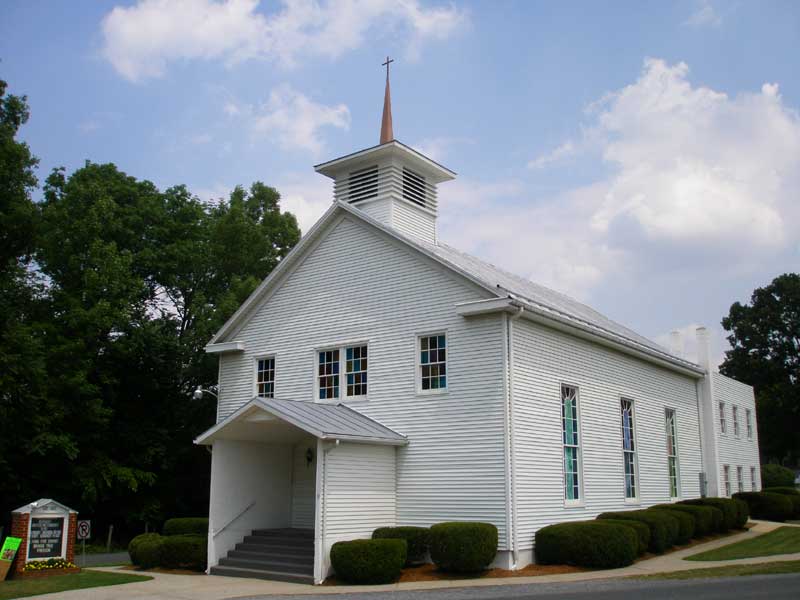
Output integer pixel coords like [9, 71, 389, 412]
[20, 520, 800, 600]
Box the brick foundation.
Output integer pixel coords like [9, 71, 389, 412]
[10, 513, 29, 577]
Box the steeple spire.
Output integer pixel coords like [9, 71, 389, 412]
[380, 56, 394, 144]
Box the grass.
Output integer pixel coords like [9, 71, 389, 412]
[633, 560, 800, 580]
[686, 526, 800, 561]
[0, 569, 151, 600]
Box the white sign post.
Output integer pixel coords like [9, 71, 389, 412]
[77, 520, 90, 567]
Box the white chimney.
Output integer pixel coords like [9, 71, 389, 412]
[696, 326, 712, 370]
[669, 330, 682, 358]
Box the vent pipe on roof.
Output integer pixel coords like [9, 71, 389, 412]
[696, 326, 712, 370]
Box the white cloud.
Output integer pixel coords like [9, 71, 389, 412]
[528, 140, 577, 169]
[684, 0, 722, 27]
[414, 136, 473, 162]
[101, 0, 468, 82]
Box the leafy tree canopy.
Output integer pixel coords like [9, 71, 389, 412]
[720, 273, 800, 466]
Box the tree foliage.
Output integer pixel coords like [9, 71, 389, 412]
[0, 78, 301, 538]
[720, 273, 800, 466]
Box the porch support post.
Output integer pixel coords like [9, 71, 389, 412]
[313, 437, 325, 584]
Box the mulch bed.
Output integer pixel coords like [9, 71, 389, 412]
[15, 567, 82, 579]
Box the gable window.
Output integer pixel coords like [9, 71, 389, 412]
[419, 334, 447, 392]
[620, 398, 638, 500]
[751, 466, 757, 491]
[665, 408, 680, 499]
[732, 405, 740, 437]
[317, 344, 369, 401]
[719, 402, 726, 434]
[746, 409, 753, 439]
[723, 465, 731, 497]
[737, 466, 744, 493]
[256, 357, 275, 398]
[561, 384, 581, 503]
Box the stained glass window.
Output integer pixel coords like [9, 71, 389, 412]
[719, 402, 726, 434]
[732, 405, 740, 437]
[561, 385, 581, 502]
[420, 334, 447, 391]
[665, 408, 680, 498]
[621, 398, 637, 499]
[346, 345, 368, 397]
[737, 466, 744, 493]
[256, 357, 275, 398]
[318, 349, 340, 400]
[723, 465, 731, 497]
[746, 409, 753, 439]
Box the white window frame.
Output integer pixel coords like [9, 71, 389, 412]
[732, 405, 740, 438]
[723, 465, 731, 497]
[751, 466, 757, 491]
[719, 402, 727, 435]
[560, 383, 584, 507]
[737, 466, 744, 493]
[416, 331, 448, 395]
[746, 408, 753, 439]
[313, 340, 369, 403]
[253, 354, 276, 399]
[665, 407, 681, 500]
[620, 396, 640, 503]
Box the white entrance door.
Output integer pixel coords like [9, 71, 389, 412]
[291, 442, 316, 529]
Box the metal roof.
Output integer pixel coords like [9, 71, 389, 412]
[195, 397, 408, 446]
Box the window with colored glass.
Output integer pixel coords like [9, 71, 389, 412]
[256, 357, 275, 398]
[665, 408, 680, 498]
[420, 334, 447, 391]
[737, 466, 744, 493]
[732, 405, 740, 437]
[621, 398, 638, 499]
[561, 384, 581, 502]
[318, 349, 340, 400]
[724, 465, 731, 496]
[746, 409, 753, 439]
[345, 345, 368, 397]
[719, 402, 726, 434]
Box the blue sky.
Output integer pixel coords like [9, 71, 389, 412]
[2, 0, 799, 364]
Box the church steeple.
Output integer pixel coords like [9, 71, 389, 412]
[380, 56, 394, 144]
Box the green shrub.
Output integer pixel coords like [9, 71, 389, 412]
[680, 498, 738, 531]
[762, 464, 795, 488]
[135, 535, 163, 569]
[654, 504, 714, 537]
[733, 498, 750, 528]
[594, 519, 650, 555]
[429, 522, 498, 573]
[128, 533, 162, 567]
[372, 526, 430, 565]
[162, 518, 209, 537]
[764, 488, 800, 518]
[159, 534, 207, 571]
[535, 521, 638, 568]
[330, 539, 407, 584]
[649, 509, 693, 544]
[733, 492, 793, 522]
[597, 510, 675, 554]
[706, 505, 724, 533]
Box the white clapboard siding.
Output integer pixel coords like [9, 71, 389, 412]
[390, 199, 436, 242]
[356, 197, 392, 224]
[712, 373, 761, 493]
[292, 442, 317, 529]
[511, 319, 703, 550]
[216, 215, 509, 546]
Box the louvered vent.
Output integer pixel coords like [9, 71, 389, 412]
[347, 165, 379, 203]
[402, 167, 427, 207]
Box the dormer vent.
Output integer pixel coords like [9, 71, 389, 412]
[402, 167, 427, 207]
[347, 165, 379, 203]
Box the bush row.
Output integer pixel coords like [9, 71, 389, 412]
[333, 522, 498, 584]
[162, 517, 208, 537]
[763, 487, 800, 519]
[733, 491, 796, 522]
[535, 521, 638, 569]
[761, 464, 795, 488]
[128, 533, 207, 571]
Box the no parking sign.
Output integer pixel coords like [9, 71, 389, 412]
[77, 520, 91, 540]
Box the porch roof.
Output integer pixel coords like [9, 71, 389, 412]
[194, 397, 408, 446]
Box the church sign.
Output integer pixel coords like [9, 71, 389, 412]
[28, 517, 64, 559]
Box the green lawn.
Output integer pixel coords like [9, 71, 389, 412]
[0, 570, 151, 600]
[686, 526, 800, 561]
[633, 560, 800, 580]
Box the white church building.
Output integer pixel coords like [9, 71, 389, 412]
[195, 70, 761, 584]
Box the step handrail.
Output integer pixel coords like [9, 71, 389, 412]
[212, 499, 256, 538]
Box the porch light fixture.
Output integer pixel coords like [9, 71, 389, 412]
[193, 385, 218, 400]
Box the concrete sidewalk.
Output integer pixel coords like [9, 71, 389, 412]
[22, 521, 800, 600]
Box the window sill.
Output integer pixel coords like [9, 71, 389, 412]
[563, 501, 585, 509]
[624, 499, 641, 506]
[315, 396, 369, 404]
[415, 389, 449, 397]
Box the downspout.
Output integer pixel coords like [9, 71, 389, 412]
[504, 304, 524, 568]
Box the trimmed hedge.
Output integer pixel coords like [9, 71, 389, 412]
[429, 522, 498, 573]
[373, 526, 430, 565]
[597, 510, 676, 554]
[680, 498, 738, 531]
[764, 488, 800, 518]
[160, 534, 207, 571]
[733, 492, 793, 522]
[596, 519, 650, 555]
[762, 464, 795, 488]
[128, 533, 162, 568]
[163, 518, 209, 537]
[535, 521, 638, 568]
[330, 539, 407, 584]
[654, 504, 714, 537]
[733, 498, 750, 528]
[648, 508, 693, 544]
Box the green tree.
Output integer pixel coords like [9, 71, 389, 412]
[720, 273, 800, 466]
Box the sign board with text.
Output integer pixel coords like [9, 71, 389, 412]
[28, 517, 65, 559]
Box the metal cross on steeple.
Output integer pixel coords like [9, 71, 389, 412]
[380, 56, 394, 144]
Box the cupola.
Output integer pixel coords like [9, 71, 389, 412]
[314, 57, 455, 244]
